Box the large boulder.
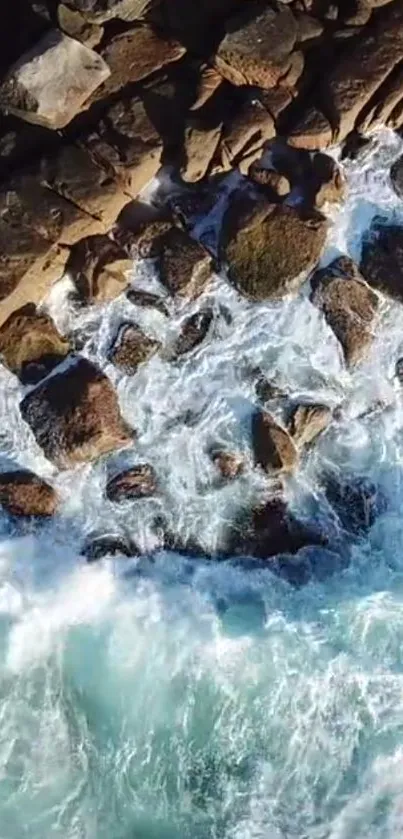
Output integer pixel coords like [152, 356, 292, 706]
[99, 26, 185, 98]
[109, 323, 159, 374]
[215, 3, 297, 88]
[0, 470, 58, 517]
[221, 197, 327, 301]
[0, 303, 70, 384]
[0, 30, 110, 129]
[311, 256, 379, 366]
[252, 410, 298, 473]
[360, 223, 403, 302]
[20, 357, 132, 468]
[106, 464, 157, 501]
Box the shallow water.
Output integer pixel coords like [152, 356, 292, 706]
[1, 130, 403, 838]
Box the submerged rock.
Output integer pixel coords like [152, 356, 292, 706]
[209, 449, 246, 483]
[171, 308, 214, 358]
[323, 473, 387, 534]
[221, 196, 327, 301]
[288, 403, 332, 448]
[252, 410, 298, 473]
[0, 303, 70, 384]
[109, 324, 159, 375]
[81, 532, 137, 562]
[0, 470, 57, 517]
[106, 464, 158, 502]
[20, 357, 132, 469]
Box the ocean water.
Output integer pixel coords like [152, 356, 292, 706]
[1, 130, 403, 838]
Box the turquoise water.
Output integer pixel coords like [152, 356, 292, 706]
[1, 131, 403, 838]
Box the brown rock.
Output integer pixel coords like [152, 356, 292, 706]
[0, 303, 70, 384]
[288, 403, 332, 447]
[57, 4, 104, 47]
[360, 223, 403, 302]
[0, 30, 110, 129]
[181, 121, 223, 183]
[288, 106, 333, 150]
[171, 308, 214, 358]
[210, 449, 245, 481]
[248, 163, 290, 198]
[190, 65, 223, 110]
[20, 356, 132, 469]
[160, 227, 212, 299]
[221, 197, 327, 301]
[83, 95, 163, 199]
[294, 11, 324, 42]
[106, 464, 157, 501]
[311, 153, 346, 208]
[99, 26, 185, 99]
[252, 409, 298, 473]
[357, 63, 403, 133]
[311, 259, 379, 365]
[259, 87, 293, 121]
[65, 235, 131, 302]
[215, 3, 297, 88]
[126, 288, 169, 316]
[219, 100, 275, 170]
[0, 470, 57, 517]
[0, 245, 69, 329]
[109, 323, 159, 374]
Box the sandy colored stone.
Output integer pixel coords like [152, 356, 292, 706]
[252, 409, 298, 473]
[288, 106, 333, 150]
[66, 234, 131, 301]
[190, 66, 223, 110]
[0, 470, 58, 517]
[181, 122, 223, 183]
[288, 403, 332, 447]
[0, 303, 70, 384]
[311, 152, 346, 208]
[220, 100, 275, 169]
[358, 64, 403, 133]
[248, 163, 290, 198]
[57, 4, 104, 47]
[0, 30, 110, 129]
[20, 356, 132, 468]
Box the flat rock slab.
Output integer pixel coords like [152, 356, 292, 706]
[221, 196, 327, 301]
[20, 356, 132, 469]
[0, 303, 70, 384]
[0, 30, 110, 129]
[0, 470, 57, 517]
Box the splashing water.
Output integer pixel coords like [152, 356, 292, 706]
[1, 130, 403, 838]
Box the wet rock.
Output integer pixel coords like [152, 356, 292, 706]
[20, 356, 132, 468]
[106, 464, 157, 501]
[311, 258, 379, 366]
[248, 164, 290, 199]
[126, 288, 169, 317]
[252, 410, 298, 473]
[64, 0, 158, 23]
[390, 155, 403, 200]
[360, 223, 403, 303]
[99, 26, 185, 98]
[0, 470, 58, 517]
[324, 473, 387, 534]
[66, 235, 131, 302]
[171, 308, 214, 358]
[109, 324, 159, 374]
[221, 197, 327, 301]
[254, 374, 286, 403]
[311, 153, 346, 208]
[209, 449, 246, 482]
[288, 403, 332, 448]
[395, 357, 403, 384]
[215, 3, 297, 88]
[0, 303, 70, 384]
[81, 532, 136, 562]
[0, 30, 110, 129]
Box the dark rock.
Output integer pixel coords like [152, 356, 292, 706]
[252, 409, 298, 473]
[221, 196, 327, 301]
[395, 357, 403, 383]
[106, 464, 158, 501]
[126, 288, 170, 316]
[360, 223, 403, 303]
[0, 303, 70, 384]
[310, 153, 346, 208]
[171, 308, 214, 358]
[98, 26, 185, 99]
[109, 324, 159, 374]
[20, 356, 132, 468]
[324, 473, 387, 534]
[0, 469, 57, 517]
[81, 532, 136, 562]
[159, 228, 212, 298]
[390, 155, 403, 200]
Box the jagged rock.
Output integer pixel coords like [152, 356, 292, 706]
[288, 106, 333, 150]
[0, 470, 57, 517]
[0, 303, 70, 384]
[126, 288, 169, 316]
[190, 65, 223, 110]
[65, 0, 158, 22]
[219, 100, 275, 171]
[358, 65, 403, 133]
[288, 403, 332, 447]
[109, 324, 159, 374]
[99, 26, 185, 99]
[106, 464, 157, 501]
[172, 308, 214, 358]
[360, 223, 403, 302]
[81, 532, 136, 561]
[181, 121, 223, 182]
[248, 163, 290, 198]
[252, 410, 298, 473]
[20, 356, 132, 468]
[215, 3, 297, 88]
[0, 30, 110, 129]
[41, 145, 128, 232]
[311, 257, 379, 366]
[83, 95, 163, 199]
[57, 4, 104, 47]
[311, 153, 346, 208]
[221, 196, 327, 301]
[324, 473, 387, 534]
[324, 2, 403, 142]
[209, 449, 246, 482]
[66, 235, 131, 302]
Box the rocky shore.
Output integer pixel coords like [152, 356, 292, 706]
[1, 0, 403, 580]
